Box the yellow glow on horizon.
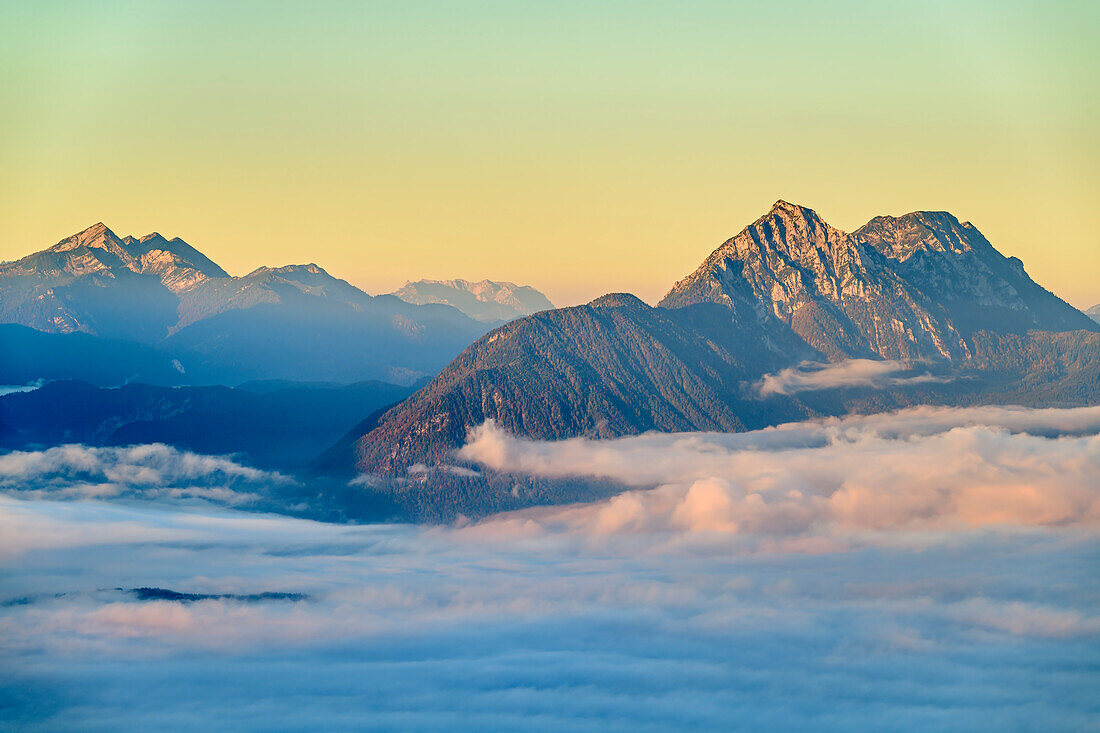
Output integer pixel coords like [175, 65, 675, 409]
[1, 1, 1097, 308]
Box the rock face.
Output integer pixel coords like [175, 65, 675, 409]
[0, 224, 489, 384]
[659, 201, 1096, 361]
[391, 279, 555, 322]
[854, 211, 1096, 337]
[0, 223, 228, 341]
[339, 201, 1099, 489]
[2, 223, 228, 288]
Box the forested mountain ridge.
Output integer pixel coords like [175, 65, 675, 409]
[332, 202, 1099, 519]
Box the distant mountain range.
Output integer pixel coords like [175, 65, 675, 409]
[1088, 304, 1100, 324]
[2, 206, 1097, 522]
[326, 201, 1099, 517]
[0, 223, 490, 385]
[390, 279, 554, 322]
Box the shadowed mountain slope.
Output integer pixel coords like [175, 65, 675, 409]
[324, 292, 817, 476]
[0, 324, 187, 387]
[0, 379, 416, 472]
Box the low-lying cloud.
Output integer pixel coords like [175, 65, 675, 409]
[0, 443, 289, 504]
[752, 358, 949, 397]
[458, 405, 1100, 536]
[2, 496, 1097, 730]
[3, 404, 1098, 730]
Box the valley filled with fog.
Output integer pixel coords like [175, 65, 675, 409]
[3, 405, 1097, 730]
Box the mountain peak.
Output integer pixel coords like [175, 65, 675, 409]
[769, 199, 803, 213]
[662, 202, 1098, 359]
[246, 263, 330, 279]
[391, 278, 554, 322]
[74, 221, 116, 242]
[588, 292, 648, 310]
[767, 199, 821, 221]
[755, 201, 835, 244]
[855, 210, 990, 261]
[3, 223, 230, 296]
[48, 222, 124, 254]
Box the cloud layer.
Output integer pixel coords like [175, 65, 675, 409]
[458, 405, 1100, 539]
[752, 358, 949, 396]
[0, 443, 288, 505]
[2, 405, 1098, 730]
[2, 497, 1097, 731]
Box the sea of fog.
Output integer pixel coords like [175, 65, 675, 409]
[2, 405, 1098, 730]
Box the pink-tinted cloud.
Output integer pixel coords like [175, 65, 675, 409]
[753, 359, 949, 396]
[458, 406, 1100, 535]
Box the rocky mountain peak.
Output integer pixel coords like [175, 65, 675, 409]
[856, 210, 989, 261]
[663, 202, 856, 306]
[661, 203, 1097, 362]
[49, 222, 124, 254]
[766, 199, 830, 228]
[391, 278, 554, 322]
[745, 200, 850, 263]
[767, 199, 819, 222]
[248, 263, 329, 278]
[1, 222, 231, 303]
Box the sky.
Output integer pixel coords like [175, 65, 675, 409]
[2, 404, 1098, 729]
[0, 0, 1097, 308]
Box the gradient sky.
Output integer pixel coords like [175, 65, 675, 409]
[1, 0, 1097, 307]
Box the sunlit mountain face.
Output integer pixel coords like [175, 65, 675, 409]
[2, 2, 1099, 730]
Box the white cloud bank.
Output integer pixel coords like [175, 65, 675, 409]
[2, 405, 1098, 730]
[0, 443, 289, 503]
[458, 405, 1100, 536]
[2, 497, 1097, 731]
[752, 359, 949, 397]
